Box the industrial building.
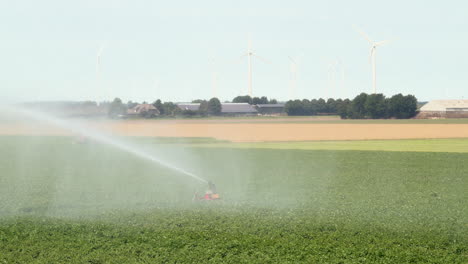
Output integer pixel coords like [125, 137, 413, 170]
[255, 104, 285, 115]
[177, 102, 259, 116]
[418, 100, 468, 118]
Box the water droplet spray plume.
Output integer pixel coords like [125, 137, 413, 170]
[5, 106, 208, 184]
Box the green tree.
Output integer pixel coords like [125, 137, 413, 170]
[364, 93, 387, 119]
[285, 100, 305, 116]
[326, 98, 338, 113]
[301, 99, 312, 115]
[161, 102, 180, 116]
[198, 100, 208, 116]
[108, 98, 127, 118]
[337, 99, 351, 119]
[309, 99, 318, 115]
[252, 97, 262, 105]
[388, 94, 418, 119]
[316, 98, 327, 113]
[251, 96, 269, 105]
[152, 99, 163, 115]
[350, 93, 368, 118]
[207, 97, 222, 115]
[232, 95, 253, 104]
[402, 94, 418, 118]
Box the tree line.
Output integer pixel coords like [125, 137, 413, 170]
[108, 93, 417, 119]
[285, 93, 418, 119]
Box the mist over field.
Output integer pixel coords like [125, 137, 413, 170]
[0, 109, 466, 262]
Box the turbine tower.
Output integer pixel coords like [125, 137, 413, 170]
[96, 45, 104, 81]
[242, 37, 269, 97]
[354, 26, 391, 94]
[96, 45, 105, 100]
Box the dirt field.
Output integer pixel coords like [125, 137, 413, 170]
[2, 119, 468, 142]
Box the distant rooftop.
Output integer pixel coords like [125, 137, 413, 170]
[176, 102, 258, 114]
[177, 103, 200, 111]
[420, 100, 468, 112]
[221, 103, 258, 113]
[256, 104, 285, 108]
[128, 103, 159, 115]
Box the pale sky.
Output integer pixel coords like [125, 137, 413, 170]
[0, 0, 467, 103]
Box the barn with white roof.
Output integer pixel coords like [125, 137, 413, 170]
[177, 102, 258, 116]
[418, 100, 468, 118]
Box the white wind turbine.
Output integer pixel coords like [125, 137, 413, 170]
[354, 26, 392, 94]
[96, 45, 105, 100]
[242, 37, 270, 97]
[96, 45, 104, 81]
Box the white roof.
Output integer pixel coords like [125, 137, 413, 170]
[177, 103, 200, 111]
[420, 100, 468, 112]
[176, 102, 257, 113]
[221, 103, 258, 113]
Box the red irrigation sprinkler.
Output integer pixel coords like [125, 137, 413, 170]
[193, 181, 220, 201]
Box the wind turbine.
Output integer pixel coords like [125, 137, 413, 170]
[96, 45, 105, 100]
[242, 37, 270, 97]
[288, 56, 298, 100]
[96, 45, 104, 81]
[354, 26, 392, 94]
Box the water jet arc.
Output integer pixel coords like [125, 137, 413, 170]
[6, 107, 208, 184]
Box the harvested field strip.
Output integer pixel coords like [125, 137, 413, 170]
[195, 138, 468, 153]
[3, 122, 468, 142]
[94, 123, 468, 142]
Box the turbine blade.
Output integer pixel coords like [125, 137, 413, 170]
[375, 38, 394, 46]
[353, 25, 373, 43]
[368, 47, 375, 63]
[252, 54, 271, 64]
[328, 61, 337, 71]
[97, 45, 105, 56]
[227, 54, 247, 65]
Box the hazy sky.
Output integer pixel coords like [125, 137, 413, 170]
[0, 0, 466, 103]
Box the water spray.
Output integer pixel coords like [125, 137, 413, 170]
[5, 106, 208, 184]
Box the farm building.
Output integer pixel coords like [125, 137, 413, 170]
[177, 103, 201, 112]
[255, 104, 285, 115]
[221, 103, 258, 116]
[176, 103, 258, 116]
[127, 104, 160, 117]
[418, 100, 468, 118]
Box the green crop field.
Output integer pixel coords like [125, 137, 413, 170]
[0, 136, 466, 263]
[197, 138, 468, 153]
